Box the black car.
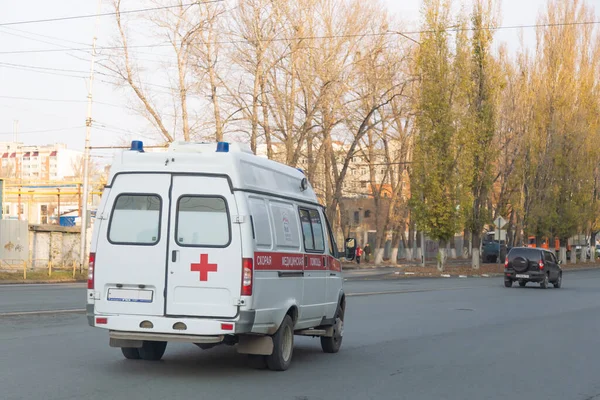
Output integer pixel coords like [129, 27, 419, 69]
[504, 247, 562, 289]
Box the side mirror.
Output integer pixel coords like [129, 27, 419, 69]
[558, 260, 562, 265]
[345, 238, 356, 260]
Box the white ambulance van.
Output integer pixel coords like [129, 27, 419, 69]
[87, 140, 345, 371]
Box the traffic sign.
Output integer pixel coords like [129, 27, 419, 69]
[494, 216, 507, 229]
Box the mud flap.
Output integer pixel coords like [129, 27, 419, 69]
[236, 335, 274, 355]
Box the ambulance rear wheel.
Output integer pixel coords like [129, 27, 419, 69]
[321, 303, 344, 354]
[138, 340, 167, 361]
[121, 347, 140, 360]
[266, 315, 294, 371]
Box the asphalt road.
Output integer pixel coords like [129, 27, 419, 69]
[1, 270, 600, 400]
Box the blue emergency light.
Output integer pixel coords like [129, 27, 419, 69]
[216, 142, 229, 152]
[130, 140, 144, 152]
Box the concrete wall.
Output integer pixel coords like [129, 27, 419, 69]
[29, 225, 91, 268]
[0, 220, 28, 261]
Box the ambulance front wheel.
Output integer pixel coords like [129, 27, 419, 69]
[138, 340, 167, 361]
[266, 315, 294, 371]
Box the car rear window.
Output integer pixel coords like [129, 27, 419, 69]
[176, 196, 230, 247]
[508, 248, 542, 260]
[108, 194, 162, 245]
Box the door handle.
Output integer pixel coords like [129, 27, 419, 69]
[172, 250, 179, 262]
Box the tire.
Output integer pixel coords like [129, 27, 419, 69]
[321, 303, 345, 354]
[518, 280, 527, 287]
[504, 279, 512, 288]
[540, 273, 549, 289]
[247, 355, 268, 369]
[138, 341, 167, 361]
[266, 315, 294, 371]
[121, 347, 140, 360]
[553, 273, 562, 288]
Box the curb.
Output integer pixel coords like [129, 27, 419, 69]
[0, 280, 86, 285]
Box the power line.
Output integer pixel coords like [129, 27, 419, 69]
[0, 61, 88, 74]
[0, 26, 89, 46]
[0, 63, 88, 78]
[0, 20, 598, 56]
[0, 126, 85, 135]
[0, 95, 121, 108]
[0, 1, 225, 27]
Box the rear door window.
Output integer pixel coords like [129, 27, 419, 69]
[509, 248, 542, 261]
[108, 194, 162, 245]
[176, 196, 230, 247]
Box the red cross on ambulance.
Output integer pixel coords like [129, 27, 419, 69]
[190, 254, 218, 281]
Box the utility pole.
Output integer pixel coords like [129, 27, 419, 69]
[80, 0, 102, 271]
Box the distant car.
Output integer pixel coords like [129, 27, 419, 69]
[482, 240, 508, 263]
[504, 247, 562, 289]
[596, 244, 600, 258]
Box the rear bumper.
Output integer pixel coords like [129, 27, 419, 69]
[504, 269, 545, 281]
[87, 304, 255, 336]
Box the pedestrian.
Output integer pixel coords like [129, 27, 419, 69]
[364, 243, 372, 263]
[356, 245, 363, 264]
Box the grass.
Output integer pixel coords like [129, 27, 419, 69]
[0, 269, 87, 282]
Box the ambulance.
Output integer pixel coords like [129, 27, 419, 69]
[87, 140, 345, 371]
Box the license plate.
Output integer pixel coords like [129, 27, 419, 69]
[515, 274, 529, 279]
[107, 288, 153, 303]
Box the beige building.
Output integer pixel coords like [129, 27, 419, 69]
[0, 142, 82, 182]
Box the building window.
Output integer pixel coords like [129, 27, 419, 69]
[361, 181, 367, 188]
[364, 210, 371, 218]
[353, 211, 360, 224]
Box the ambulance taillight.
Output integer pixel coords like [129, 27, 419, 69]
[87, 253, 96, 289]
[241, 258, 253, 296]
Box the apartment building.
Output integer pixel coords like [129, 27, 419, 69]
[0, 142, 82, 182]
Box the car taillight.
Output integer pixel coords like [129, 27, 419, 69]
[87, 253, 96, 289]
[504, 258, 509, 268]
[539, 259, 544, 270]
[241, 258, 253, 296]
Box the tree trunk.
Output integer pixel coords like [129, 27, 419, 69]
[259, 77, 272, 159]
[472, 231, 481, 270]
[449, 237, 457, 259]
[461, 229, 468, 259]
[390, 229, 402, 265]
[592, 232, 598, 262]
[559, 238, 568, 265]
[581, 246, 588, 263]
[374, 248, 385, 265]
[406, 223, 415, 261]
[437, 239, 447, 272]
[570, 245, 577, 264]
[416, 231, 423, 263]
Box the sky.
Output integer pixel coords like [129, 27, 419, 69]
[0, 0, 597, 160]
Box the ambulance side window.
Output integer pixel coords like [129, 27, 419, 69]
[176, 196, 230, 247]
[108, 194, 161, 245]
[248, 197, 272, 249]
[299, 208, 325, 254]
[309, 210, 325, 252]
[299, 209, 314, 251]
